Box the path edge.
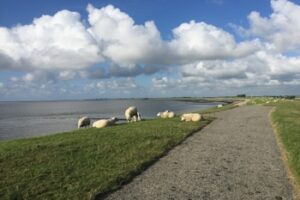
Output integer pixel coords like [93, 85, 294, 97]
[269, 107, 300, 200]
[95, 118, 214, 200]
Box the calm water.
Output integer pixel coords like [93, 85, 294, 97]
[0, 99, 218, 140]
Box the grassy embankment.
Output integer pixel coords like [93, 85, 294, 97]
[271, 99, 300, 193]
[0, 116, 211, 199]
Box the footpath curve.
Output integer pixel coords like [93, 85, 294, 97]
[105, 106, 293, 200]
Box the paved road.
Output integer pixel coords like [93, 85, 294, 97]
[105, 106, 294, 200]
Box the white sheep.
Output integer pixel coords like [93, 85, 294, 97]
[157, 110, 169, 118]
[132, 112, 142, 122]
[157, 110, 175, 119]
[125, 106, 141, 122]
[181, 113, 202, 122]
[217, 104, 223, 108]
[92, 117, 118, 128]
[168, 111, 175, 118]
[78, 116, 90, 128]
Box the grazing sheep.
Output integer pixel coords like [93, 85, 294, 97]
[167, 111, 175, 118]
[157, 110, 175, 119]
[132, 112, 142, 122]
[157, 110, 169, 118]
[125, 106, 140, 122]
[181, 113, 202, 122]
[92, 117, 118, 128]
[217, 104, 223, 108]
[137, 112, 142, 121]
[78, 116, 90, 128]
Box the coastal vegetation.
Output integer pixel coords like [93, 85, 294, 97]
[271, 100, 300, 190]
[2, 97, 299, 199]
[0, 116, 210, 199]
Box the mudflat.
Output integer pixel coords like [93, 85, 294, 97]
[105, 106, 293, 200]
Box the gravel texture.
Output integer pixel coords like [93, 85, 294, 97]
[105, 106, 293, 200]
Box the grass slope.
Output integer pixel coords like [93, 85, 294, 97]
[0, 118, 210, 199]
[271, 100, 300, 187]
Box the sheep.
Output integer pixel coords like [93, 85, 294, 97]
[92, 117, 118, 128]
[125, 106, 141, 122]
[157, 110, 169, 118]
[168, 111, 175, 118]
[181, 113, 202, 122]
[78, 116, 90, 128]
[132, 112, 142, 122]
[217, 104, 223, 108]
[157, 110, 175, 118]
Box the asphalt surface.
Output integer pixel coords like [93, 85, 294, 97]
[105, 106, 294, 200]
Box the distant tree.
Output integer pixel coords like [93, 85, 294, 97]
[284, 95, 296, 99]
[237, 94, 246, 97]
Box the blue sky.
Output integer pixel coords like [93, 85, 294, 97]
[0, 0, 272, 39]
[0, 0, 300, 100]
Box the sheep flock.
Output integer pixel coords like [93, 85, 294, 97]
[77, 106, 203, 129]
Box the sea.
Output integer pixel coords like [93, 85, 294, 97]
[0, 99, 219, 140]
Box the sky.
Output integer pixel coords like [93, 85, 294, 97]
[0, 0, 300, 100]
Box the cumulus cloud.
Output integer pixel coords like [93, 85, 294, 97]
[86, 78, 137, 91]
[169, 21, 261, 62]
[87, 4, 165, 68]
[177, 49, 300, 90]
[1, 1, 300, 99]
[242, 0, 300, 52]
[0, 10, 101, 71]
[0, 3, 261, 79]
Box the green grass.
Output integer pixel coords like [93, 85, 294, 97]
[0, 117, 210, 199]
[271, 100, 300, 187]
[199, 103, 238, 114]
[247, 97, 281, 105]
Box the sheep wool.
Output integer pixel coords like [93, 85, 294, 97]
[125, 106, 139, 122]
[181, 113, 202, 122]
[78, 116, 90, 128]
[157, 110, 174, 118]
[168, 111, 175, 118]
[92, 117, 118, 128]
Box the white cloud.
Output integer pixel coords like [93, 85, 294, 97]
[22, 73, 34, 82]
[0, 4, 261, 79]
[169, 21, 260, 62]
[58, 71, 76, 80]
[87, 4, 164, 68]
[86, 78, 137, 91]
[244, 0, 300, 51]
[1, 1, 300, 99]
[178, 49, 300, 89]
[0, 9, 101, 71]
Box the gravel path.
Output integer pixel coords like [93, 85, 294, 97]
[105, 106, 294, 200]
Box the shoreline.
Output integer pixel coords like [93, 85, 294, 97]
[0, 99, 227, 141]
